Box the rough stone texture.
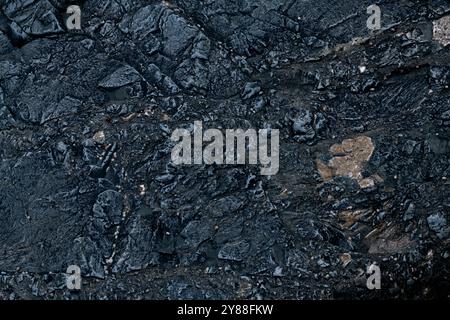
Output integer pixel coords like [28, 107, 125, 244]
[0, 0, 449, 300]
[433, 15, 450, 46]
[316, 136, 376, 188]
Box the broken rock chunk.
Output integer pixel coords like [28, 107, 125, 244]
[99, 65, 143, 89]
[316, 136, 378, 188]
[218, 240, 250, 262]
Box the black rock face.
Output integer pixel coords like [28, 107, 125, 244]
[0, 0, 449, 300]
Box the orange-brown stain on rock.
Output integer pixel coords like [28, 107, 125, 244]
[317, 136, 381, 188]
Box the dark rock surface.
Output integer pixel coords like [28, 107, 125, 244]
[0, 0, 449, 299]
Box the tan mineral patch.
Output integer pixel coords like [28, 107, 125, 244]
[339, 209, 368, 229]
[317, 136, 378, 188]
[433, 15, 450, 46]
[340, 253, 352, 267]
[364, 226, 415, 254]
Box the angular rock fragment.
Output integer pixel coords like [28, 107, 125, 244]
[99, 65, 143, 89]
[427, 214, 449, 239]
[177, 220, 214, 250]
[92, 190, 123, 229]
[2, 0, 63, 41]
[218, 240, 250, 262]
